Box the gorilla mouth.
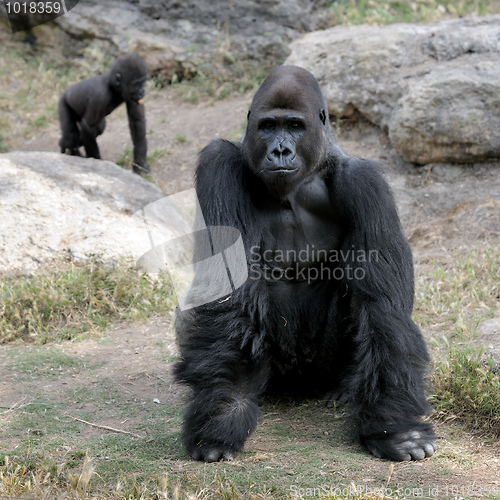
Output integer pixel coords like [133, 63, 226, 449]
[264, 156, 298, 174]
[263, 166, 299, 175]
[274, 167, 298, 173]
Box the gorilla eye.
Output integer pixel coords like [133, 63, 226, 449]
[258, 119, 276, 132]
[289, 120, 305, 131]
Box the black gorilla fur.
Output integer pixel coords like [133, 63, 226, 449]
[175, 66, 436, 463]
[58, 54, 150, 175]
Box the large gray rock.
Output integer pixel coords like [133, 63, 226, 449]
[286, 15, 500, 165]
[0, 152, 189, 274]
[52, 0, 329, 81]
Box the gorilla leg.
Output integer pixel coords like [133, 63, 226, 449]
[80, 118, 105, 159]
[58, 98, 82, 156]
[175, 310, 268, 462]
[69, 147, 82, 156]
[180, 362, 266, 462]
[95, 117, 106, 137]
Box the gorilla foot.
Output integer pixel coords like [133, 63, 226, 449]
[133, 163, 151, 175]
[364, 429, 436, 461]
[189, 444, 237, 463]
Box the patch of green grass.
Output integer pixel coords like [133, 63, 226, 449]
[0, 380, 431, 499]
[147, 147, 170, 166]
[432, 344, 500, 435]
[0, 132, 9, 152]
[31, 114, 49, 128]
[415, 247, 500, 336]
[24, 113, 49, 134]
[328, 0, 500, 26]
[0, 387, 186, 496]
[174, 133, 187, 144]
[115, 146, 134, 170]
[0, 262, 175, 343]
[6, 345, 85, 378]
[116, 147, 168, 173]
[414, 247, 500, 436]
[161, 354, 178, 363]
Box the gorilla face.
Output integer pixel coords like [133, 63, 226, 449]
[255, 112, 306, 175]
[111, 54, 149, 104]
[242, 66, 331, 198]
[125, 76, 148, 103]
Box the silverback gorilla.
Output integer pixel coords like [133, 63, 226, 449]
[58, 54, 150, 175]
[174, 66, 436, 462]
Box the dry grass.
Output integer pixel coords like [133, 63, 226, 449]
[0, 454, 400, 500]
[415, 246, 500, 435]
[328, 0, 500, 26]
[0, 262, 175, 344]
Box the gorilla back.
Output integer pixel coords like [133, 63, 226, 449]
[58, 53, 150, 175]
[174, 65, 436, 463]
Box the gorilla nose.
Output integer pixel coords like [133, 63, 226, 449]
[271, 143, 292, 159]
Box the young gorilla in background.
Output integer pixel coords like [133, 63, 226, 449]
[175, 66, 436, 463]
[58, 54, 150, 175]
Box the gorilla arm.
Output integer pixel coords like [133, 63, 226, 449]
[331, 156, 436, 461]
[126, 100, 149, 174]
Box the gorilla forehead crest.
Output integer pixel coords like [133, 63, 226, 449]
[249, 65, 327, 116]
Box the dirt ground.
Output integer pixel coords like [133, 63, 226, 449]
[4, 84, 500, 496]
[2, 318, 500, 497]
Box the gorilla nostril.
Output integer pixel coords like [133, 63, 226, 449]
[272, 145, 292, 158]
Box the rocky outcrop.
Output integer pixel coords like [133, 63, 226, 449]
[51, 0, 329, 81]
[0, 152, 189, 274]
[286, 15, 500, 165]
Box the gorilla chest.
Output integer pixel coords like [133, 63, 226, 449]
[255, 176, 342, 269]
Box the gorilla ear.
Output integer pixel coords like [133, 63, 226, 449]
[319, 109, 327, 125]
[113, 73, 122, 88]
